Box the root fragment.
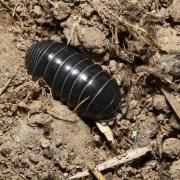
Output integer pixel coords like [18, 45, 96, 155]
[68, 146, 151, 179]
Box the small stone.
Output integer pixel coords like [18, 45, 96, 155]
[59, 160, 67, 170]
[109, 60, 118, 73]
[55, 138, 63, 147]
[101, 122, 107, 126]
[156, 27, 180, 52]
[163, 138, 180, 158]
[0, 147, 12, 157]
[170, 0, 180, 22]
[116, 113, 122, 121]
[138, 116, 158, 147]
[28, 154, 39, 164]
[0, 138, 3, 145]
[80, 2, 94, 17]
[108, 120, 114, 127]
[160, 0, 173, 7]
[21, 159, 30, 168]
[33, 5, 43, 16]
[157, 114, 168, 123]
[40, 138, 50, 148]
[10, 105, 18, 113]
[63, 173, 69, 178]
[153, 95, 168, 111]
[77, 27, 108, 54]
[52, 2, 71, 20]
[169, 159, 180, 180]
[159, 7, 169, 19]
[94, 134, 101, 142]
[43, 148, 54, 159]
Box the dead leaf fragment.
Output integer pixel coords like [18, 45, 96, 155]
[96, 122, 114, 143]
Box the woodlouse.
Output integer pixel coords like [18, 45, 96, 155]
[25, 40, 120, 120]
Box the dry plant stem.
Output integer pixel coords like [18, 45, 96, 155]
[11, 167, 26, 180]
[161, 87, 180, 120]
[88, 0, 158, 48]
[12, 3, 24, 17]
[68, 146, 151, 179]
[0, 1, 23, 27]
[88, 165, 106, 180]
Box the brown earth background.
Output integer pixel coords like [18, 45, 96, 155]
[0, 0, 180, 179]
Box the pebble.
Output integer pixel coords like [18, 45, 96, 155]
[108, 120, 114, 127]
[109, 60, 118, 73]
[0, 147, 12, 157]
[28, 154, 39, 164]
[153, 95, 168, 111]
[33, 5, 43, 16]
[94, 134, 101, 142]
[170, 115, 180, 130]
[40, 138, 50, 149]
[163, 138, 180, 158]
[43, 148, 54, 159]
[55, 138, 63, 147]
[59, 160, 67, 170]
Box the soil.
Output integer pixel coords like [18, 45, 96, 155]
[0, 0, 180, 180]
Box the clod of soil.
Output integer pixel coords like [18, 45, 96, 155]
[156, 27, 180, 52]
[138, 116, 158, 147]
[169, 159, 180, 180]
[163, 138, 180, 158]
[170, 0, 180, 22]
[153, 94, 168, 112]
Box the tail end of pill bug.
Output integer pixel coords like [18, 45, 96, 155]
[25, 40, 54, 80]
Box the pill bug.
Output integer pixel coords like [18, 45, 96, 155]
[25, 40, 120, 120]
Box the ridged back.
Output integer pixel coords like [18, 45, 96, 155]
[25, 40, 120, 119]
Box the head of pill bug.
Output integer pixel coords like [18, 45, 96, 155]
[25, 40, 121, 120]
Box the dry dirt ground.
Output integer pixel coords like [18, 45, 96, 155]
[0, 0, 180, 180]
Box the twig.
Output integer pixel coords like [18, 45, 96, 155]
[68, 146, 151, 179]
[11, 167, 26, 180]
[12, 3, 24, 17]
[88, 164, 105, 180]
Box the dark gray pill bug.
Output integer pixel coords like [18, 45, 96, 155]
[25, 40, 120, 120]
